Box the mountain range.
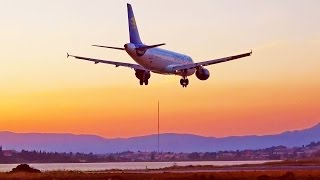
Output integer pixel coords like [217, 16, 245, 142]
[1, 123, 320, 153]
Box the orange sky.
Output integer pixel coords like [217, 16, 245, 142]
[1, 78, 319, 138]
[0, 1, 320, 138]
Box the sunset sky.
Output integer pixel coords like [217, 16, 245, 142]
[1, 0, 320, 138]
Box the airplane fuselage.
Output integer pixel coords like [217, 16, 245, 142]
[125, 43, 196, 76]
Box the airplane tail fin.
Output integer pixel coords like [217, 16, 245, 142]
[127, 3, 143, 45]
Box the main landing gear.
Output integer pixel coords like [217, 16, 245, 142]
[139, 79, 149, 85]
[180, 77, 189, 88]
[135, 69, 150, 86]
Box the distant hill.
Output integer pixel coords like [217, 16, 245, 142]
[0, 123, 320, 153]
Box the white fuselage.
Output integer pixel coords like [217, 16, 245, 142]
[125, 43, 196, 76]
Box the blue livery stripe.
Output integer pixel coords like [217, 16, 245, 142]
[127, 3, 143, 44]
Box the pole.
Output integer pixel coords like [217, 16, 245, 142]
[158, 100, 160, 153]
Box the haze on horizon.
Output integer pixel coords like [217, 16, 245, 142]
[0, 0, 320, 138]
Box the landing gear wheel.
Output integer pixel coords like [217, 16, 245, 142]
[185, 79, 189, 86]
[139, 79, 149, 85]
[180, 78, 189, 88]
[180, 79, 184, 85]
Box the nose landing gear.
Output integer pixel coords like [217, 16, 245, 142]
[180, 77, 189, 88]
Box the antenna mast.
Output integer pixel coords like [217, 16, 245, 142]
[158, 100, 160, 153]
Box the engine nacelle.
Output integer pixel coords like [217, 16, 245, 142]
[196, 68, 210, 80]
[135, 69, 151, 80]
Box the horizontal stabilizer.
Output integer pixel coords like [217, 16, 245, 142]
[92, 45, 125, 50]
[136, 43, 166, 51]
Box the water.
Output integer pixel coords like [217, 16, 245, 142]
[0, 160, 277, 172]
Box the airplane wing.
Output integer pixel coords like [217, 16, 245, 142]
[67, 53, 148, 71]
[172, 51, 252, 71]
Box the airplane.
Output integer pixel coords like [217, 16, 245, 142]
[67, 3, 252, 88]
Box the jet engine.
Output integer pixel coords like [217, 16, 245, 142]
[195, 68, 210, 80]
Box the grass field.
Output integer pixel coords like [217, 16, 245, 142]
[1, 170, 320, 180]
[2, 161, 320, 179]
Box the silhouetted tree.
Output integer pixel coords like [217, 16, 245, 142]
[188, 152, 200, 160]
[0, 146, 3, 157]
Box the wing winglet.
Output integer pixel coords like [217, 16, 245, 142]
[67, 53, 76, 59]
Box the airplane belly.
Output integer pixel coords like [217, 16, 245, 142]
[138, 55, 171, 72]
[128, 49, 180, 74]
[129, 52, 152, 69]
[153, 56, 174, 73]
